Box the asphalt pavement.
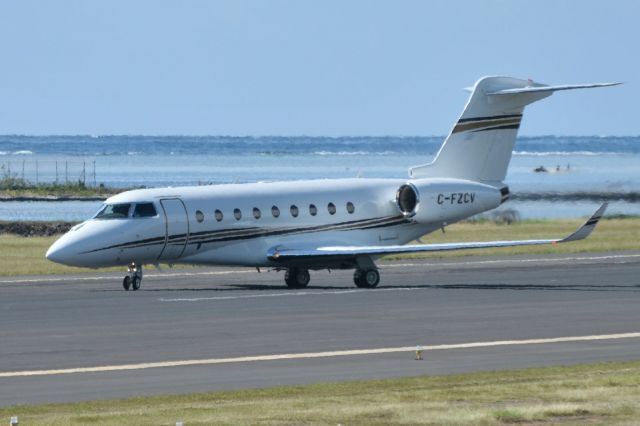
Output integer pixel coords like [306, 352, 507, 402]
[1, 251, 639, 406]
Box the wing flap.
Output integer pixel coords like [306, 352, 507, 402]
[268, 203, 607, 261]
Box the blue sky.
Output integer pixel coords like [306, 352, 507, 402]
[0, 0, 636, 136]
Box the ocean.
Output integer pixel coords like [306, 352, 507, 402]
[0, 135, 638, 221]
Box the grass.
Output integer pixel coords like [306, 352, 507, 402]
[2, 360, 640, 425]
[0, 235, 120, 276]
[0, 217, 638, 276]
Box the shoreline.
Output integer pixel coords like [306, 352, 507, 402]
[0, 195, 107, 202]
[0, 221, 77, 236]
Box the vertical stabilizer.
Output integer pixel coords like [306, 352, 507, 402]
[409, 76, 619, 182]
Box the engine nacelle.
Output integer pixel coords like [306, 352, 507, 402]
[396, 178, 502, 224]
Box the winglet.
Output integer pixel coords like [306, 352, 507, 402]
[560, 203, 608, 243]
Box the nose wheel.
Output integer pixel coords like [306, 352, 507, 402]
[123, 263, 143, 291]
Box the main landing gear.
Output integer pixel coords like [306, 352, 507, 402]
[353, 268, 380, 288]
[123, 263, 143, 291]
[284, 267, 310, 288]
[283, 267, 380, 289]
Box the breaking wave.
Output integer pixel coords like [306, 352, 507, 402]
[512, 151, 625, 156]
[313, 150, 398, 156]
[0, 150, 34, 155]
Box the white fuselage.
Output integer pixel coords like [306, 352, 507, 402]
[44, 75, 616, 288]
[45, 177, 503, 269]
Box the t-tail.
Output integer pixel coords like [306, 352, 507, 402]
[409, 76, 620, 183]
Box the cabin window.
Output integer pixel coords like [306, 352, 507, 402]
[94, 203, 131, 219]
[234, 208, 242, 220]
[346, 202, 355, 214]
[290, 205, 299, 217]
[327, 202, 336, 215]
[215, 209, 223, 222]
[253, 207, 261, 219]
[195, 210, 205, 223]
[133, 202, 157, 218]
[309, 204, 317, 216]
[272, 205, 280, 218]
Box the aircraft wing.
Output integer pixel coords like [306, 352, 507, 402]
[268, 203, 607, 261]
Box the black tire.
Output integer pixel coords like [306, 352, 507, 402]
[123, 276, 131, 291]
[285, 268, 310, 288]
[354, 269, 380, 288]
[131, 276, 141, 291]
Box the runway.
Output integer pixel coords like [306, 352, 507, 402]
[1, 251, 639, 407]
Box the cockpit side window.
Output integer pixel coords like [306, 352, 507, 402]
[133, 203, 157, 218]
[95, 203, 132, 219]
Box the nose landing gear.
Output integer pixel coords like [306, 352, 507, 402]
[123, 263, 143, 291]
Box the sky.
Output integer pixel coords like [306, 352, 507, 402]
[0, 0, 637, 136]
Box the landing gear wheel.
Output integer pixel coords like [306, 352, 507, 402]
[131, 276, 141, 291]
[354, 269, 380, 288]
[123, 262, 143, 291]
[285, 268, 310, 288]
[123, 276, 131, 291]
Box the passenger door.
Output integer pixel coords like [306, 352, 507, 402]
[159, 198, 189, 260]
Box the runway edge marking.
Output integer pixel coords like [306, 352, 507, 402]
[2, 332, 640, 378]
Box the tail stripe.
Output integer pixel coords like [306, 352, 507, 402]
[457, 113, 522, 123]
[453, 116, 522, 134]
[472, 123, 521, 133]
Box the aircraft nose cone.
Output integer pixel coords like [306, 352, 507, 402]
[45, 234, 82, 266]
[46, 239, 76, 265]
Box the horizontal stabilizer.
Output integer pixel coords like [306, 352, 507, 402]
[487, 82, 621, 96]
[268, 203, 607, 261]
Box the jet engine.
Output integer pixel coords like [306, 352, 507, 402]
[396, 178, 503, 224]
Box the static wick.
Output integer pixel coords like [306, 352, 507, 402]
[415, 346, 424, 361]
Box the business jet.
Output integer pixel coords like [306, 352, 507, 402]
[46, 76, 618, 290]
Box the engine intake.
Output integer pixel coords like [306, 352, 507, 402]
[396, 184, 419, 216]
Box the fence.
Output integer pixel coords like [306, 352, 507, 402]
[1, 159, 97, 186]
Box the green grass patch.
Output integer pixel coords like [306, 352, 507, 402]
[2, 360, 640, 425]
[0, 235, 121, 276]
[0, 217, 638, 276]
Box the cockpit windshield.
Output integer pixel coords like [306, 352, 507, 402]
[93, 202, 158, 220]
[133, 203, 157, 218]
[94, 203, 132, 219]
